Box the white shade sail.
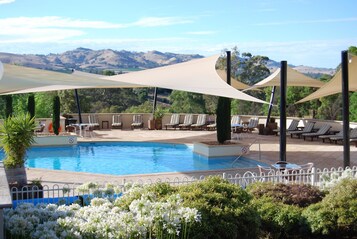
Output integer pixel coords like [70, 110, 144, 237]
[215, 69, 250, 90]
[0, 55, 267, 104]
[244, 66, 325, 91]
[102, 55, 267, 103]
[297, 55, 357, 103]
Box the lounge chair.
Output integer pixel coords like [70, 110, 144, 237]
[178, 114, 193, 130]
[88, 114, 100, 130]
[319, 129, 343, 143]
[302, 124, 331, 141]
[131, 114, 144, 130]
[273, 119, 300, 136]
[191, 114, 207, 130]
[206, 116, 216, 131]
[288, 122, 315, 138]
[231, 115, 242, 133]
[242, 118, 259, 133]
[165, 114, 180, 130]
[111, 114, 123, 129]
[330, 127, 357, 144]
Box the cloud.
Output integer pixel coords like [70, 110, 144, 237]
[0, 0, 15, 4]
[185, 31, 216, 35]
[131, 17, 194, 27]
[254, 17, 357, 26]
[0, 16, 125, 29]
[0, 16, 194, 43]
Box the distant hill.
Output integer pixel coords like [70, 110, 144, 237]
[0, 48, 203, 73]
[0, 48, 335, 76]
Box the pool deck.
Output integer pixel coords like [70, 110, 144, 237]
[26, 129, 357, 186]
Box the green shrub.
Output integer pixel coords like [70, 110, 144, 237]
[177, 176, 260, 239]
[247, 182, 324, 207]
[252, 197, 307, 238]
[303, 178, 357, 237]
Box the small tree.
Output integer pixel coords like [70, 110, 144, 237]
[27, 94, 35, 119]
[216, 96, 231, 144]
[5, 95, 13, 118]
[52, 96, 60, 135]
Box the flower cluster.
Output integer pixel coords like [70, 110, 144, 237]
[4, 184, 201, 239]
[320, 168, 357, 190]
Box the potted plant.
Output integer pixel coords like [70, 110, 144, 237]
[0, 113, 36, 186]
[153, 108, 165, 130]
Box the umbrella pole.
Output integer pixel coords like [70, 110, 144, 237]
[152, 87, 158, 116]
[341, 50, 350, 168]
[266, 86, 276, 127]
[279, 61, 287, 162]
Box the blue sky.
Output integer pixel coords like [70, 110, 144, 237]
[0, 0, 356, 68]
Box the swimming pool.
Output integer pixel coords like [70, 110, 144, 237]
[0, 142, 263, 176]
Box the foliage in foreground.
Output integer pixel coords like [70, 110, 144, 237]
[5, 174, 357, 239]
[177, 176, 260, 239]
[0, 113, 35, 168]
[5, 185, 200, 239]
[247, 182, 325, 208]
[303, 178, 357, 238]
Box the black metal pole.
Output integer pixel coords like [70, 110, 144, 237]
[341, 50, 350, 168]
[226, 51, 231, 140]
[280, 61, 287, 162]
[227, 51, 231, 85]
[74, 89, 82, 124]
[152, 87, 158, 114]
[266, 86, 276, 127]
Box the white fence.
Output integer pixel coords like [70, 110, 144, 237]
[9, 166, 357, 207]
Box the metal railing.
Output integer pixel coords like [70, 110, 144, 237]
[231, 137, 261, 167]
[7, 166, 357, 206]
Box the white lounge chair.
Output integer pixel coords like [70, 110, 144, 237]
[131, 114, 144, 130]
[88, 114, 100, 130]
[178, 114, 193, 130]
[111, 114, 123, 129]
[191, 114, 207, 130]
[165, 114, 180, 130]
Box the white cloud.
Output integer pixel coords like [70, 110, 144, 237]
[131, 17, 193, 27]
[0, 0, 15, 4]
[185, 31, 216, 35]
[0, 16, 125, 29]
[254, 17, 357, 26]
[0, 16, 194, 44]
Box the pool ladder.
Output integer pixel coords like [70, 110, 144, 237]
[231, 138, 261, 167]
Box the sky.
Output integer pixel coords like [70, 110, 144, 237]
[0, 0, 356, 68]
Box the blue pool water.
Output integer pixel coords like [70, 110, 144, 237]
[0, 142, 262, 176]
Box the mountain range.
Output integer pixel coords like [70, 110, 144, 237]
[0, 47, 335, 76]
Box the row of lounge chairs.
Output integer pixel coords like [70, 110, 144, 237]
[274, 119, 357, 144]
[165, 114, 213, 130]
[86, 114, 214, 130]
[231, 115, 259, 133]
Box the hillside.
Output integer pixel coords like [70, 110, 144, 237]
[0, 48, 335, 76]
[0, 48, 203, 72]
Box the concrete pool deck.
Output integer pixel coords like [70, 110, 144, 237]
[26, 129, 357, 185]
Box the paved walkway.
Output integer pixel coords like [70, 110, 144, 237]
[26, 129, 357, 185]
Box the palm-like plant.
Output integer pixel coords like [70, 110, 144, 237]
[0, 113, 35, 169]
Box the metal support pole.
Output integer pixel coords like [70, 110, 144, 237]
[226, 51, 231, 140]
[341, 50, 350, 168]
[152, 87, 158, 115]
[280, 61, 287, 162]
[74, 89, 82, 124]
[266, 86, 276, 127]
